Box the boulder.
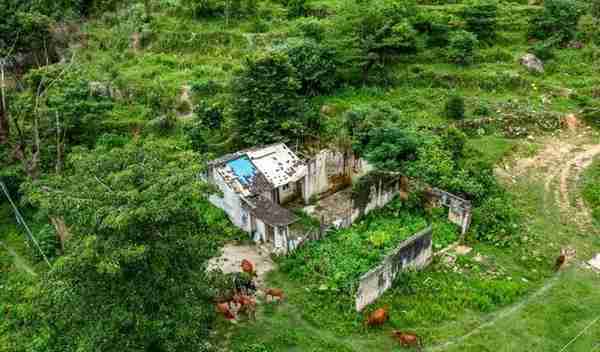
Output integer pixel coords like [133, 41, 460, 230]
[320, 104, 337, 116]
[562, 113, 580, 131]
[519, 53, 544, 74]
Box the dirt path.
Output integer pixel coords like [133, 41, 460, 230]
[503, 128, 600, 232]
[208, 243, 275, 288]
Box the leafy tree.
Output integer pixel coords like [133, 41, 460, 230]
[444, 94, 466, 120]
[441, 126, 467, 160]
[332, 0, 419, 82]
[284, 39, 338, 96]
[448, 30, 478, 65]
[230, 53, 307, 146]
[287, 0, 307, 18]
[528, 0, 582, 44]
[414, 11, 461, 47]
[361, 127, 419, 173]
[10, 142, 234, 352]
[462, 0, 498, 43]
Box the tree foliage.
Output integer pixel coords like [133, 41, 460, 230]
[284, 39, 338, 96]
[444, 94, 466, 120]
[333, 0, 419, 82]
[6, 142, 234, 352]
[528, 0, 583, 44]
[462, 0, 498, 43]
[448, 30, 478, 65]
[230, 53, 308, 146]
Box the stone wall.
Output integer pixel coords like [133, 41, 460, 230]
[355, 226, 432, 311]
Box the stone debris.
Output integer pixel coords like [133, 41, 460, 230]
[587, 254, 600, 272]
[454, 245, 472, 255]
[519, 53, 544, 74]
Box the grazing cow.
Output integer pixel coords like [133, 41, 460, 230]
[265, 288, 284, 302]
[365, 308, 388, 327]
[216, 302, 235, 320]
[241, 259, 256, 277]
[555, 254, 566, 271]
[235, 294, 257, 321]
[392, 331, 421, 349]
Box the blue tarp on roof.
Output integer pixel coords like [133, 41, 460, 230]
[227, 156, 257, 185]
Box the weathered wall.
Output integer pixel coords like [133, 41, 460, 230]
[209, 172, 246, 229]
[355, 226, 432, 311]
[303, 150, 329, 203]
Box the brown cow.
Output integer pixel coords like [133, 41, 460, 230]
[265, 288, 284, 302]
[241, 259, 256, 277]
[216, 302, 236, 320]
[555, 254, 566, 271]
[365, 308, 388, 327]
[392, 331, 421, 349]
[235, 294, 257, 321]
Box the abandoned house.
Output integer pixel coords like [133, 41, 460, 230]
[206, 143, 315, 250]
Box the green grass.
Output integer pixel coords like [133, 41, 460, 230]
[581, 156, 600, 226]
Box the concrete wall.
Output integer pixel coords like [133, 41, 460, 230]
[355, 226, 432, 311]
[209, 172, 245, 229]
[303, 150, 329, 203]
[278, 182, 298, 204]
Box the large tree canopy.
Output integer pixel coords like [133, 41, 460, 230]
[2, 142, 236, 352]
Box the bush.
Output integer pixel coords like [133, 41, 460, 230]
[462, 0, 498, 43]
[35, 224, 60, 261]
[448, 30, 479, 65]
[528, 0, 582, 44]
[444, 94, 466, 120]
[292, 17, 326, 42]
[287, 0, 307, 18]
[592, 0, 600, 19]
[148, 114, 176, 134]
[194, 101, 224, 130]
[577, 15, 600, 44]
[528, 40, 556, 61]
[472, 194, 520, 247]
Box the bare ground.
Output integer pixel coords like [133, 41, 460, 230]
[208, 243, 275, 288]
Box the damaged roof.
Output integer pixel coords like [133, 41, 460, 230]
[245, 196, 298, 226]
[211, 143, 307, 197]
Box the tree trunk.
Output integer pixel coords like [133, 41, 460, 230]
[0, 60, 9, 144]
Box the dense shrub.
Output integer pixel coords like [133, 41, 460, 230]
[448, 30, 479, 65]
[441, 126, 467, 160]
[287, 0, 307, 18]
[528, 40, 556, 61]
[361, 127, 420, 172]
[292, 18, 327, 42]
[284, 39, 338, 96]
[194, 101, 224, 130]
[577, 15, 600, 44]
[414, 11, 461, 47]
[444, 94, 466, 120]
[528, 0, 583, 44]
[462, 0, 498, 43]
[471, 194, 521, 246]
[592, 0, 600, 19]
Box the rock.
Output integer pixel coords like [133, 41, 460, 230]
[588, 254, 600, 271]
[89, 81, 111, 98]
[130, 32, 141, 51]
[320, 105, 337, 116]
[562, 113, 580, 131]
[519, 53, 544, 74]
[455, 245, 472, 255]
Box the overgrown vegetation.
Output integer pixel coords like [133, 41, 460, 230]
[1, 0, 599, 350]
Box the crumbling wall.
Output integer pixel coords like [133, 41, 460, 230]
[355, 226, 432, 311]
[303, 150, 329, 203]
